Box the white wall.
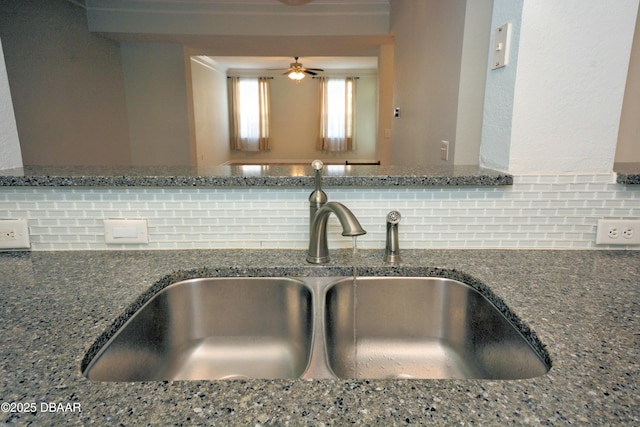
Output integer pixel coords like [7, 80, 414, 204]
[511, 0, 639, 174]
[482, 0, 640, 174]
[188, 57, 230, 166]
[389, 0, 467, 166]
[454, 0, 493, 165]
[354, 75, 378, 161]
[228, 74, 378, 164]
[121, 43, 192, 165]
[478, 0, 524, 172]
[377, 44, 394, 166]
[0, 37, 22, 170]
[616, 5, 640, 163]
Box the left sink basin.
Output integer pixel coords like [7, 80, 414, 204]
[83, 278, 313, 381]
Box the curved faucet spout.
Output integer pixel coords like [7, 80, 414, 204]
[306, 201, 366, 264]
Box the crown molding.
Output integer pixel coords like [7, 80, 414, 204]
[191, 56, 227, 73]
[86, 0, 389, 16]
[86, 0, 390, 37]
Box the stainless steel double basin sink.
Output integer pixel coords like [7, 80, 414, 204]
[83, 276, 550, 382]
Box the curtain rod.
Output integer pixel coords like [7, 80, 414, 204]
[312, 76, 360, 79]
[226, 76, 360, 80]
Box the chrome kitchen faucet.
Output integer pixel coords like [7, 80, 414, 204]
[306, 160, 366, 264]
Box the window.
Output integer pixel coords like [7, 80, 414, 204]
[318, 77, 356, 152]
[229, 77, 271, 151]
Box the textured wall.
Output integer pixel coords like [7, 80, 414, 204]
[479, 0, 524, 172]
[481, 0, 639, 174]
[510, 0, 639, 173]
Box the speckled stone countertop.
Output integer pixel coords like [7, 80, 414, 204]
[0, 249, 638, 426]
[615, 163, 640, 185]
[0, 165, 512, 187]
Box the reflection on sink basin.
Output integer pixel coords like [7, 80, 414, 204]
[83, 275, 550, 381]
[324, 277, 550, 380]
[83, 278, 313, 381]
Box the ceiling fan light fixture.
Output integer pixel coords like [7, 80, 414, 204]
[288, 70, 305, 81]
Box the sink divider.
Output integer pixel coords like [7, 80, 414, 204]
[298, 276, 346, 379]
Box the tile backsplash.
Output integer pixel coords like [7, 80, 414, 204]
[1, 174, 638, 251]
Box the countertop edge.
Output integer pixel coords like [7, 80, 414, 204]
[0, 165, 514, 188]
[0, 174, 514, 188]
[616, 173, 640, 185]
[614, 162, 640, 185]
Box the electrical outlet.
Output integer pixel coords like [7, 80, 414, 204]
[596, 219, 640, 245]
[0, 229, 16, 241]
[0, 219, 31, 249]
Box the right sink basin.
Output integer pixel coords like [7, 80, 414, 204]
[324, 277, 550, 380]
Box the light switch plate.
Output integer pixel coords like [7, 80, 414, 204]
[0, 219, 30, 249]
[440, 140, 449, 161]
[104, 219, 149, 244]
[492, 22, 512, 69]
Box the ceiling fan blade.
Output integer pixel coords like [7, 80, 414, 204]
[304, 70, 318, 76]
[305, 68, 324, 72]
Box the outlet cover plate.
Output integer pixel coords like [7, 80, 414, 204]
[104, 219, 149, 244]
[0, 219, 30, 249]
[596, 219, 640, 245]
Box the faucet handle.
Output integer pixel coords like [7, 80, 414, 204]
[309, 160, 328, 231]
[309, 160, 327, 203]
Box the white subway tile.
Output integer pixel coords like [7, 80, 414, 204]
[1, 175, 638, 250]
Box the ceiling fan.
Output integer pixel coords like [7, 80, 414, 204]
[272, 57, 324, 81]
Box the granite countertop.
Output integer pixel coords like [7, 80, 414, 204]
[0, 249, 638, 425]
[614, 163, 640, 185]
[0, 165, 512, 187]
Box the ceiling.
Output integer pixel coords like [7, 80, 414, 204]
[73, 0, 388, 72]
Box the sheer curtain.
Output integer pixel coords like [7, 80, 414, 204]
[317, 77, 356, 152]
[229, 77, 271, 151]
